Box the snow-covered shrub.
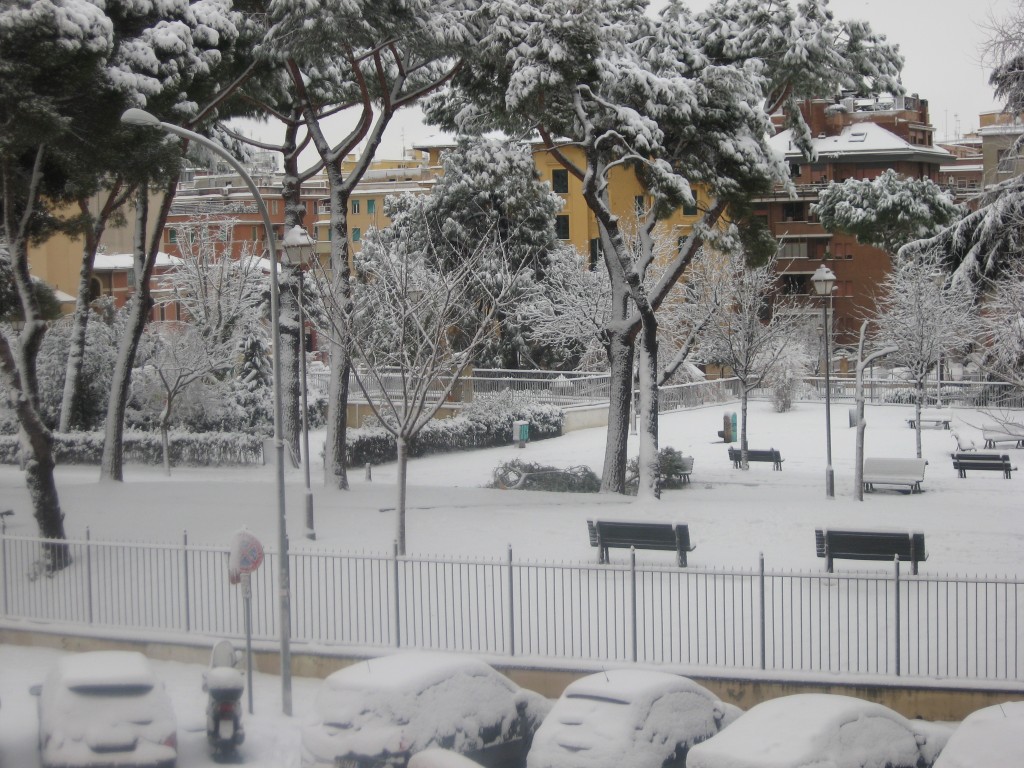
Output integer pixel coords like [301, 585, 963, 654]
[347, 394, 564, 467]
[488, 459, 600, 492]
[763, 344, 813, 412]
[625, 446, 692, 494]
[0, 431, 264, 466]
[35, 303, 121, 430]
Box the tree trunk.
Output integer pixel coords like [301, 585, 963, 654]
[279, 270, 302, 468]
[396, 434, 408, 555]
[636, 316, 660, 499]
[279, 150, 305, 468]
[101, 186, 169, 481]
[0, 146, 70, 561]
[322, 173, 353, 489]
[601, 331, 634, 493]
[58, 220, 102, 432]
[914, 381, 924, 459]
[740, 389, 750, 469]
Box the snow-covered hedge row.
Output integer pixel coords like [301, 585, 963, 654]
[347, 396, 564, 467]
[0, 431, 264, 466]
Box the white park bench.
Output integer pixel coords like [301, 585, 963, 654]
[862, 457, 928, 494]
[906, 409, 953, 430]
[982, 423, 1024, 449]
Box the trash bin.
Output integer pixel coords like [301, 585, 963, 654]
[718, 412, 736, 443]
[512, 420, 530, 448]
[849, 408, 857, 428]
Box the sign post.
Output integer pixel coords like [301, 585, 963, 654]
[229, 529, 264, 714]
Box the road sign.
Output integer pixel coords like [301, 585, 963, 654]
[228, 529, 264, 585]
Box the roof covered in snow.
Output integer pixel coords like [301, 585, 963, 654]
[771, 123, 951, 164]
[94, 253, 181, 271]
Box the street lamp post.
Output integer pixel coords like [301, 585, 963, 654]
[281, 225, 316, 541]
[812, 264, 836, 499]
[120, 108, 294, 715]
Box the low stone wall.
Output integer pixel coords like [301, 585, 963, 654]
[561, 403, 608, 432]
[4, 626, 1021, 722]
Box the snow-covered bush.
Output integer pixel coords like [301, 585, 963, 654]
[626, 446, 691, 494]
[488, 459, 600, 492]
[763, 344, 814, 412]
[347, 394, 564, 467]
[35, 302, 121, 430]
[0, 431, 264, 466]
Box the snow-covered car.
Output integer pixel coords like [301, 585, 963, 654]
[933, 700, 1024, 768]
[526, 669, 741, 768]
[301, 651, 551, 768]
[31, 650, 177, 768]
[408, 749, 487, 767]
[686, 693, 951, 768]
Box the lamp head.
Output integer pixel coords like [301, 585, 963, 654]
[280, 225, 315, 267]
[811, 263, 836, 296]
[120, 108, 161, 127]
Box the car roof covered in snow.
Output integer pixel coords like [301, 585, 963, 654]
[563, 669, 717, 705]
[57, 650, 156, 690]
[323, 651, 508, 693]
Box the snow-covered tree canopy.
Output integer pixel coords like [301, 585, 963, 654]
[813, 169, 965, 257]
[872, 249, 976, 386]
[693, 0, 903, 159]
[901, 173, 1024, 287]
[983, 0, 1024, 116]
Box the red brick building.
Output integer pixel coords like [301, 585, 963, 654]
[756, 95, 951, 354]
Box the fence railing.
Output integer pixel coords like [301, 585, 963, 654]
[302, 367, 1024, 412]
[3, 534, 1020, 681]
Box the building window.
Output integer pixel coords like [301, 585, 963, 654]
[552, 169, 569, 194]
[352, 228, 361, 242]
[683, 199, 698, 216]
[781, 202, 806, 222]
[588, 238, 601, 270]
[780, 274, 811, 295]
[367, 199, 376, 214]
[352, 199, 360, 214]
[555, 215, 570, 241]
[168, 229, 177, 243]
[252, 226, 259, 241]
[634, 195, 646, 216]
[778, 240, 809, 260]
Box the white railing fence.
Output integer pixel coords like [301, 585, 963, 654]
[3, 534, 1020, 682]
[302, 367, 1024, 412]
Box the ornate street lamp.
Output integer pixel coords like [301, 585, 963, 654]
[121, 108, 294, 715]
[281, 225, 316, 541]
[811, 263, 837, 499]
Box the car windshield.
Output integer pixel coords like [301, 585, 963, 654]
[67, 683, 154, 696]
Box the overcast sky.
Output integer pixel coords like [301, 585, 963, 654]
[245, 0, 1017, 163]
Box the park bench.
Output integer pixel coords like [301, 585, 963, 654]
[815, 528, 927, 575]
[673, 456, 694, 485]
[862, 458, 928, 494]
[587, 519, 695, 566]
[906, 408, 953, 430]
[951, 452, 1016, 479]
[982, 423, 1024, 449]
[728, 447, 784, 470]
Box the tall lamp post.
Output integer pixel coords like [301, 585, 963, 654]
[120, 108, 294, 715]
[812, 264, 836, 499]
[281, 225, 316, 541]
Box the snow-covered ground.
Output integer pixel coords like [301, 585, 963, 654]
[1, 399, 1021, 767]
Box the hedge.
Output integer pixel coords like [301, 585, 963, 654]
[0, 431, 264, 467]
[347, 400, 564, 467]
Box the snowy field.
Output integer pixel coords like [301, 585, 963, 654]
[1, 400, 1020, 574]
[1, 399, 1023, 767]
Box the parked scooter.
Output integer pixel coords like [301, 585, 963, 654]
[203, 639, 245, 760]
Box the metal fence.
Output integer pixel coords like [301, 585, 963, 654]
[3, 534, 1020, 681]
[302, 367, 1024, 412]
